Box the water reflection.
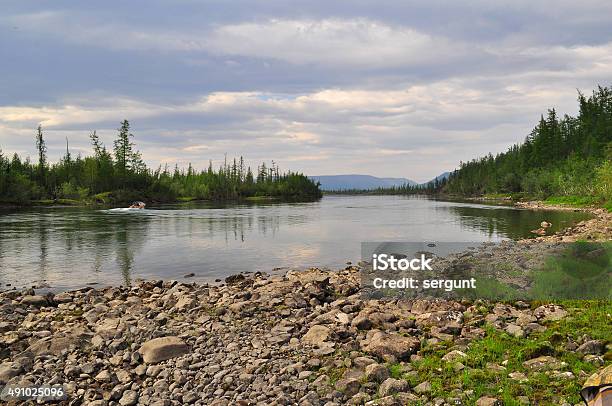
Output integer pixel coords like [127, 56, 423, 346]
[0, 196, 592, 290]
[446, 205, 591, 240]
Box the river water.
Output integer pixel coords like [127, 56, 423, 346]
[0, 195, 591, 290]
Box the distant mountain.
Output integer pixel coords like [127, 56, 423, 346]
[420, 171, 451, 186]
[310, 174, 417, 191]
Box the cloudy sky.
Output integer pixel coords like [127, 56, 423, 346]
[1, 1, 611, 182]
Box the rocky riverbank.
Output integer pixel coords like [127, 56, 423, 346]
[1, 271, 610, 405]
[0, 204, 610, 405]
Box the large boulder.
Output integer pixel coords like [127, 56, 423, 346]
[302, 325, 334, 347]
[361, 331, 420, 361]
[138, 336, 190, 363]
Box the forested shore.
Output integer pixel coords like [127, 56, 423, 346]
[443, 85, 612, 208]
[330, 86, 612, 211]
[0, 120, 322, 206]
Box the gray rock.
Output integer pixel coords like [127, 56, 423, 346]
[505, 324, 524, 338]
[441, 350, 467, 362]
[139, 336, 190, 363]
[21, 295, 48, 306]
[364, 363, 389, 383]
[523, 356, 566, 371]
[0, 362, 22, 384]
[476, 397, 501, 406]
[379, 378, 409, 397]
[577, 340, 605, 355]
[361, 331, 420, 361]
[335, 378, 361, 396]
[118, 390, 139, 406]
[302, 325, 334, 347]
[413, 380, 432, 394]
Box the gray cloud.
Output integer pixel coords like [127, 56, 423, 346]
[0, 1, 611, 182]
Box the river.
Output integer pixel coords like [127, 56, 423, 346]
[0, 195, 591, 291]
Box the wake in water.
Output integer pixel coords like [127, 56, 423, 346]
[105, 208, 148, 213]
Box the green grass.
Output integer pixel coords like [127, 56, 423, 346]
[604, 201, 612, 213]
[543, 195, 601, 207]
[244, 196, 279, 202]
[388, 300, 611, 405]
[31, 198, 82, 206]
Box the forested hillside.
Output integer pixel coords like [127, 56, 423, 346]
[444, 86, 612, 204]
[0, 120, 322, 204]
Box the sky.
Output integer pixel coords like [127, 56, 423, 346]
[1, 1, 611, 182]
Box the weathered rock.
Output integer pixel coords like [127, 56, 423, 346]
[361, 331, 419, 361]
[523, 356, 566, 371]
[302, 325, 334, 347]
[509, 372, 528, 382]
[577, 339, 606, 355]
[534, 305, 567, 322]
[21, 295, 48, 306]
[441, 350, 467, 362]
[27, 326, 92, 356]
[413, 380, 432, 395]
[0, 362, 22, 384]
[505, 324, 524, 338]
[335, 378, 361, 396]
[378, 378, 409, 397]
[138, 336, 190, 363]
[476, 396, 501, 406]
[364, 363, 389, 383]
[118, 390, 139, 406]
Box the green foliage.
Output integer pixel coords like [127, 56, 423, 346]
[543, 195, 600, 207]
[394, 301, 611, 404]
[444, 86, 612, 203]
[0, 122, 321, 205]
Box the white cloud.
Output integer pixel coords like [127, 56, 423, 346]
[205, 19, 463, 68]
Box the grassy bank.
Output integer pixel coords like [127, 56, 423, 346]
[386, 300, 611, 405]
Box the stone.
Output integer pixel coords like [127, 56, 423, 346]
[361, 331, 420, 361]
[505, 324, 524, 338]
[476, 397, 501, 406]
[441, 350, 467, 362]
[378, 378, 409, 397]
[413, 380, 432, 395]
[302, 325, 334, 347]
[95, 370, 112, 383]
[27, 326, 92, 356]
[523, 356, 566, 371]
[225, 274, 245, 285]
[0, 362, 22, 384]
[21, 295, 48, 306]
[334, 378, 361, 396]
[0, 321, 14, 333]
[139, 336, 190, 363]
[577, 340, 605, 355]
[351, 315, 373, 330]
[364, 363, 389, 383]
[174, 295, 196, 310]
[118, 390, 139, 406]
[534, 305, 567, 322]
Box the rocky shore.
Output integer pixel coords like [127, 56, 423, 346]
[0, 203, 610, 405]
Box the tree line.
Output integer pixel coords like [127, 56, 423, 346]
[323, 178, 445, 195]
[0, 120, 322, 204]
[443, 85, 612, 202]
